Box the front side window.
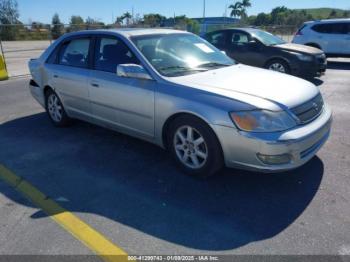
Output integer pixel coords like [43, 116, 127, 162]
[231, 32, 250, 45]
[207, 32, 227, 47]
[132, 33, 235, 77]
[94, 37, 139, 73]
[58, 38, 90, 68]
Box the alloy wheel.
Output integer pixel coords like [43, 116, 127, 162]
[173, 125, 208, 169]
[47, 93, 63, 123]
[269, 62, 286, 73]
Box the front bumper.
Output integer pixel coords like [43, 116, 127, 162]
[291, 56, 327, 78]
[212, 104, 332, 172]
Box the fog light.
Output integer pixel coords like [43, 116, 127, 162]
[257, 153, 292, 165]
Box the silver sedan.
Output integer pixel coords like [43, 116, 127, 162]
[29, 29, 332, 177]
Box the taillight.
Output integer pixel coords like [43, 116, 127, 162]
[295, 30, 303, 36]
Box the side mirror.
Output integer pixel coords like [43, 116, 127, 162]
[221, 50, 227, 55]
[117, 64, 153, 80]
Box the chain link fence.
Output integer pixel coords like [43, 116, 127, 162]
[0, 23, 297, 78]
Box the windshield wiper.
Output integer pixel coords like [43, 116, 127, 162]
[159, 65, 208, 72]
[196, 62, 232, 68]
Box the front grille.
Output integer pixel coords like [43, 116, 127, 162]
[291, 93, 324, 124]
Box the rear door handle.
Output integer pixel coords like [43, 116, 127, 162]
[91, 82, 99, 88]
[53, 75, 59, 78]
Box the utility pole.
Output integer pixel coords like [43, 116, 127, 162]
[202, 0, 206, 35]
[203, 0, 206, 20]
[132, 6, 135, 25]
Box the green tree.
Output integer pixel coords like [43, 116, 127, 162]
[85, 17, 104, 29]
[241, 0, 252, 14]
[123, 12, 132, 26]
[69, 15, 84, 31]
[115, 12, 133, 26]
[115, 16, 124, 26]
[143, 13, 165, 27]
[187, 19, 200, 34]
[229, 0, 251, 20]
[229, 2, 243, 18]
[0, 0, 20, 40]
[254, 12, 270, 25]
[270, 6, 289, 25]
[343, 10, 350, 18]
[328, 9, 337, 18]
[51, 13, 63, 40]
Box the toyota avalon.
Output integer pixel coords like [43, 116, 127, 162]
[29, 29, 332, 177]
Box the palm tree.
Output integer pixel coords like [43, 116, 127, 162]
[229, 0, 251, 18]
[229, 2, 242, 18]
[123, 12, 132, 25]
[241, 0, 251, 9]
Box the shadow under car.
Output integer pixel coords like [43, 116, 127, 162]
[0, 113, 324, 251]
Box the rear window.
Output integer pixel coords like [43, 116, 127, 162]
[297, 24, 307, 33]
[312, 22, 349, 34]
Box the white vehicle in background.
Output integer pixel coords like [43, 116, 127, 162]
[292, 18, 350, 57]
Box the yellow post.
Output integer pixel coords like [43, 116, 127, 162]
[0, 54, 9, 81]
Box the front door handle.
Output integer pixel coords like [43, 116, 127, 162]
[53, 75, 59, 78]
[91, 82, 99, 88]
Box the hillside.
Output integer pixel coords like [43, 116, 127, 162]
[294, 8, 349, 19]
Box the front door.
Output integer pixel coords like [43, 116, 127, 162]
[88, 36, 155, 138]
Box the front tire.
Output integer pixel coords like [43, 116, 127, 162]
[167, 115, 224, 178]
[265, 59, 290, 74]
[45, 89, 71, 127]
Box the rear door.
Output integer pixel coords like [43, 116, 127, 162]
[312, 22, 350, 54]
[344, 22, 350, 54]
[46, 36, 92, 118]
[88, 35, 155, 138]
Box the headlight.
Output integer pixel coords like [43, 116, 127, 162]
[288, 51, 313, 62]
[230, 110, 296, 132]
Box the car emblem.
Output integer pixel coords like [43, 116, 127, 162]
[313, 102, 319, 111]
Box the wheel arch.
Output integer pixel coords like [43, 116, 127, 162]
[264, 56, 290, 68]
[161, 111, 223, 157]
[43, 85, 54, 96]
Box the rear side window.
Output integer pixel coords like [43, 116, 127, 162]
[58, 38, 90, 68]
[312, 23, 349, 34]
[346, 23, 350, 34]
[94, 37, 139, 73]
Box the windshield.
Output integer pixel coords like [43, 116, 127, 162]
[131, 33, 235, 77]
[251, 30, 286, 46]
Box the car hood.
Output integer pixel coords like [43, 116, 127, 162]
[168, 64, 320, 109]
[274, 43, 323, 55]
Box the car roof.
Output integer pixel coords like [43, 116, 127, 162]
[305, 18, 350, 24]
[210, 27, 263, 34]
[65, 28, 189, 38]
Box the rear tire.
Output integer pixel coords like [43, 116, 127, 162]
[167, 115, 224, 178]
[45, 89, 71, 127]
[265, 59, 290, 74]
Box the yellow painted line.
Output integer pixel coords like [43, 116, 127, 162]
[0, 164, 130, 262]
